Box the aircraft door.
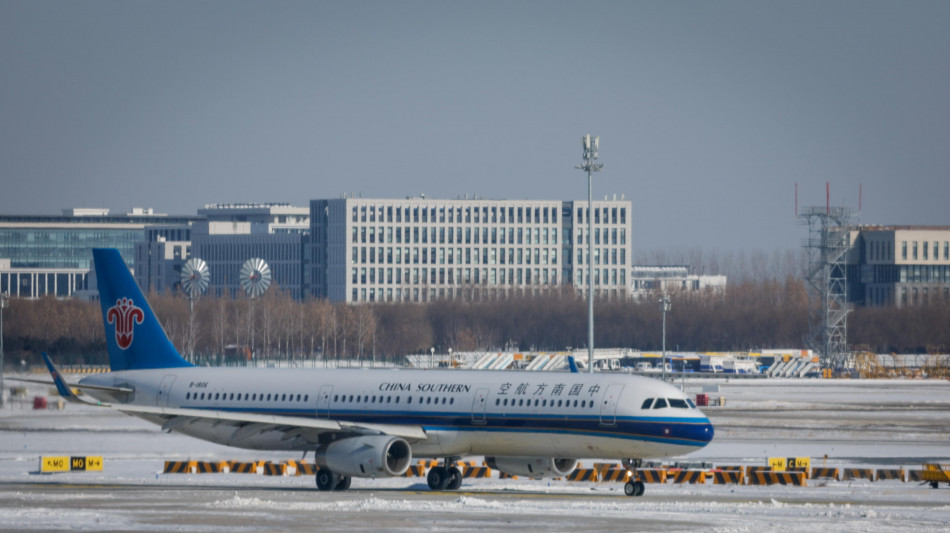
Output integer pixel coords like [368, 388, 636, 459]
[471, 388, 489, 424]
[599, 384, 624, 426]
[317, 385, 333, 418]
[156, 375, 176, 406]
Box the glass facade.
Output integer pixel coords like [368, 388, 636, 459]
[0, 228, 143, 269]
[0, 214, 199, 298]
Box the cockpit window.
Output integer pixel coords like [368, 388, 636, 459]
[653, 398, 668, 409]
[668, 398, 689, 409]
[641, 398, 654, 410]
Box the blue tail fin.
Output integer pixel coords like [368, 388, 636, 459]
[93, 248, 192, 371]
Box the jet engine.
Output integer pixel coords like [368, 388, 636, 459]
[313, 435, 412, 478]
[484, 456, 579, 478]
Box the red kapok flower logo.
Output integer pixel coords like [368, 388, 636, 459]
[107, 297, 144, 350]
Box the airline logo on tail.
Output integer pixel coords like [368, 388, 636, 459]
[107, 297, 144, 350]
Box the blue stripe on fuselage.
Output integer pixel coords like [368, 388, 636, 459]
[182, 405, 714, 447]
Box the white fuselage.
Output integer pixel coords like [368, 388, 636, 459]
[81, 367, 714, 460]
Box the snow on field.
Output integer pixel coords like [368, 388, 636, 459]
[1, 377, 949, 532]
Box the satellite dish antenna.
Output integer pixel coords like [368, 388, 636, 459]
[180, 258, 210, 298]
[240, 258, 271, 298]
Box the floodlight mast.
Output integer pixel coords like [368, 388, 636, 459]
[576, 135, 603, 374]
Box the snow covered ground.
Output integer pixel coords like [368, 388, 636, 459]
[1, 377, 949, 532]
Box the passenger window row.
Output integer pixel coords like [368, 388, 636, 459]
[641, 397, 696, 410]
[494, 397, 595, 409]
[186, 392, 309, 403]
[332, 394, 456, 406]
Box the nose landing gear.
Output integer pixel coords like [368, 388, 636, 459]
[622, 458, 645, 497]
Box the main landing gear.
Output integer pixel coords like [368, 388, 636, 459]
[315, 469, 351, 491]
[426, 457, 463, 491]
[622, 458, 645, 497]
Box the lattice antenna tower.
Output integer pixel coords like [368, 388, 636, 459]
[798, 197, 854, 372]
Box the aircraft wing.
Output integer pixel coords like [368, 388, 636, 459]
[7, 353, 134, 405]
[114, 403, 429, 442]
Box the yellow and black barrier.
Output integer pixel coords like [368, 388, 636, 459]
[498, 471, 519, 479]
[600, 469, 632, 482]
[638, 469, 668, 484]
[593, 462, 618, 477]
[748, 472, 806, 486]
[841, 468, 874, 482]
[259, 462, 282, 476]
[788, 467, 810, 479]
[712, 471, 743, 485]
[194, 461, 219, 473]
[907, 470, 924, 482]
[875, 469, 904, 481]
[40, 456, 103, 473]
[671, 470, 705, 484]
[567, 468, 599, 482]
[230, 461, 257, 474]
[810, 467, 839, 480]
[462, 466, 492, 478]
[163, 460, 196, 474]
[296, 462, 318, 476]
[403, 465, 426, 477]
[745, 466, 771, 477]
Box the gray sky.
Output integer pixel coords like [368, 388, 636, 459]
[2, 1, 948, 251]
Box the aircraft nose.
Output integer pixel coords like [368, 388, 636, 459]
[700, 418, 715, 444]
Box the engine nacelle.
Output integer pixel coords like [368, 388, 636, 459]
[313, 435, 412, 478]
[484, 456, 579, 478]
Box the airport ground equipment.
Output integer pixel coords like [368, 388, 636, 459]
[922, 463, 950, 489]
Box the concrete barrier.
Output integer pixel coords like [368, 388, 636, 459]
[671, 470, 706, 484]
[637, 469, 668, 484]
[748, 472, 807, 486]
[567, 469, 599, 482]
[712, 471, 743, 485]
[810, 467, 839, 480]
[841, 468, 875, 482]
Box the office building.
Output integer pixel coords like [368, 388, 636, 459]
[849, 226, 950, 307]
[309, 197, 632, 303]
[0, 208, 198, 298]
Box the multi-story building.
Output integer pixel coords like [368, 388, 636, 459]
[134, 225, 193, 295]
[630, 265, 727, 300]
[309, 197, 632, 303]
[0, 208, 199, 298]
[849, 225, 950, 307]
[192, 203, 310, 299]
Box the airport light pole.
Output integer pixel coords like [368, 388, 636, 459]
[576, 135, 603, 374]
[0, 292, 8, 408]
[660, 294, 671, 381]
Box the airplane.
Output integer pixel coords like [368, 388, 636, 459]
[39, 248, 714, 497]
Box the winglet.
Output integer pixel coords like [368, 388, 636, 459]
[567, 355, 579, 373]
[42, 352, 80, 401]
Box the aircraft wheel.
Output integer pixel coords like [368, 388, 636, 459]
[446, 467, 463, 490]
[316, 469, 338, 491]
[335, 475, 352, 491]
[427, 466, 448, 490]
[624, 480, 645, 497]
